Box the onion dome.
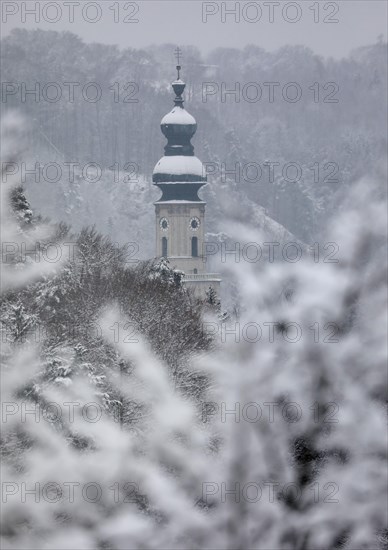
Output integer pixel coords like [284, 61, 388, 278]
[153, 155, 205, 182]
[153, 57, 207, 200]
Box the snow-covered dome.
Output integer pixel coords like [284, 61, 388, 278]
[161, 106, 197, 147]
[161, 107, 196, 126]
[153, 155, 205, 179]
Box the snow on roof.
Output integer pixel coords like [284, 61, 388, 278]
[161, 107, 196, 126]
[156, 200, 206, 204]
[153, 155, 205, 176]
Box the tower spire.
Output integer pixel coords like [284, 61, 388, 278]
[172, 47, 185, 107]
[174, 46, 182, 80]
[152, 47, 206, 195]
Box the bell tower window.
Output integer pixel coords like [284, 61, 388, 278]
[191, 236, 198, 257]
[162, 237, 168, 257]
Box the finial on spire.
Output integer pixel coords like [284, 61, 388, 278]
[174, 46, 182, 79]
[172, 47, 185, 106]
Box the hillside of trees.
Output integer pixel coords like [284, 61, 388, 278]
[1, 29, 386, 248]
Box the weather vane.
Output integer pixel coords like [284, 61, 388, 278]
[174, 47, 182, 79]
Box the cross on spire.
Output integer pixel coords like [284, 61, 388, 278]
[174, 46, 182, 66]
[174, 47, 182, 79]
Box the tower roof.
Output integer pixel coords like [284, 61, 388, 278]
[161, 106, 196, 126]
[153, 155, 205, 182]
[153, 51, 206, 193]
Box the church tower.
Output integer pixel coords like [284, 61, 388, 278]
[153, 51, 221, 299]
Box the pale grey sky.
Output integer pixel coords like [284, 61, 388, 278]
[1, 0, 387, 58]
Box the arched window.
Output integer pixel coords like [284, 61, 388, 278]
[191, 237, 198, 257]
[194, 268, 198, 274]
[162, 237, 168, 257]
